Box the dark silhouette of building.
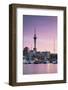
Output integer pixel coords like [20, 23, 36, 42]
[23, 47, 29, 56]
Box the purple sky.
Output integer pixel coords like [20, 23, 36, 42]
[23, 15, 57, 53]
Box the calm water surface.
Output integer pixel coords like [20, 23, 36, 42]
[23, 64, 57, 75]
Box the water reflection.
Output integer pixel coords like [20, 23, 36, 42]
[23, 64, 57, 75]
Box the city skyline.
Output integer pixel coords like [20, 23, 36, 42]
[23, 15, 57, 53]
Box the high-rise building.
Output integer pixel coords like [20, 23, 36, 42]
[33, 28, 37, 52]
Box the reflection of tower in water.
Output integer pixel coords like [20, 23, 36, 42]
[33, 28, 37, 52]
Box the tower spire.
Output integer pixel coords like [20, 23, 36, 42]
[33, 28, 37, 52]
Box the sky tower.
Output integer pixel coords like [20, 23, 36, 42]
[33, 28, 37, 52]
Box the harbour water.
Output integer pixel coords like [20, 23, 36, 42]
[23, 64, 57, 75]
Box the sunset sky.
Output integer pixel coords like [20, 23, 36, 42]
[23, 15, 57, 53]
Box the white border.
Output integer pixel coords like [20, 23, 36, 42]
[16, 8, 64, 82]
